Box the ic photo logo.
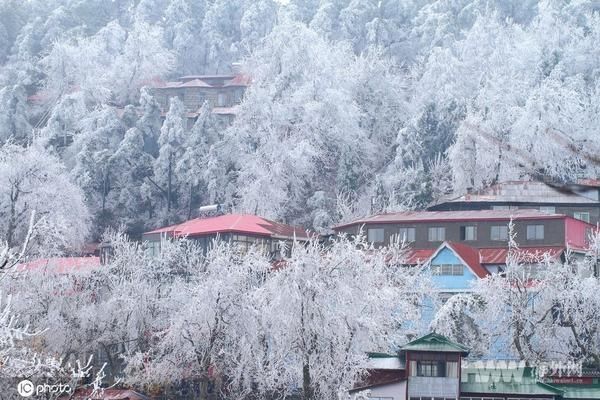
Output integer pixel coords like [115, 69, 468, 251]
[17, 380, 34, 397]
[17, 379, 73, 398]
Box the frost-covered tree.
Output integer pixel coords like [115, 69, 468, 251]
[432, 228, 600, 367]
[0, 84, 31, 144]
[154, 97, 186, 223]
[69, 107, 126, 237]
[176, 102, 219, 218]
[0, 143, 90, 256]
[224, 21, 408, 231]
[225, 236, 430, 399]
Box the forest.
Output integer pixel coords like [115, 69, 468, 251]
[0, 0, 600, 399]
[1, 0, 599, 241]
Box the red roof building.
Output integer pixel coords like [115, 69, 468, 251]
[334, 209, 596, 252]
[428, 180, 600, 225]
[143, 213, 310, 258]
[150, 65, 250, 125]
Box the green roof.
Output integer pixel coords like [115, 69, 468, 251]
[366, 352, 398, 358]
[461, 366, 563, 396]
[401, 332, 470, 354]
[555, 385, 600, 400]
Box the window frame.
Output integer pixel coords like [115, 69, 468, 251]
[460, 225, 477, 241]
[397, 227, 416, 242]
[526, 224, 544, 240]
[428, 227, 446, 242]
[574, 211, 591, 223]
[539, 206, 556, 214]
[367, 228, 385, 244]
[491, 225, 509, 241]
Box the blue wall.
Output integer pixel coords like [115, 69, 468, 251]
[428, 247, 478, 291]
[418, 246, 478, 335]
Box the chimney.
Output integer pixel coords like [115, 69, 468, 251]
[231, 62, 242, 75]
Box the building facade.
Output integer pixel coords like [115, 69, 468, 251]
[150, 69, 250, 127]
[428, 181, 600, 226]
[142, 213, 310, 259]
[350, 333, 600, 400]
[334, 210, 594, 252]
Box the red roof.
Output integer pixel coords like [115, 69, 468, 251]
[577, 178, 600, 187]
[178, 78, 213, 88]
[403, 244, 566, 273]
[224, 74, 251, 87]
[404, 248, 436, 264]
[350, 369, 405, 393]
[144, 213, 310, 240]
[334, 209, 565, 229]
[478, 246, 565, 264]
[443, 242, 489, 278]
[17, 257, 101, 274]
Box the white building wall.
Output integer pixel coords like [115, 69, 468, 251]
[352, 381, 407, 400]
[408, 377, 459, 399]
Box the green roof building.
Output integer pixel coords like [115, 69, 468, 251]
[350, 333, 600, 400]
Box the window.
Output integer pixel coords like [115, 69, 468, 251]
[231, 234, 269, 254]
[417, 361, 438, 377]
[409, 360, 417, 377]
[145, 240, 161, 257]
[367, 228, 384, 243]
[539, 206, 556, 214]
[217, 92, 228, 107]
[526, 225, 544, 240]
[491, 225, 509, 241]
[394, 227, 416, 242]
[431, 264, 463, 276]
[492, 205, 518, 210]
[233, 89, 244, 104]
[446, 361, 459, 378]
[574, 211, 591, 223]
[417, 361, 445, 377]
[460, 226, 477, 241]
[428, 227, 445, 242]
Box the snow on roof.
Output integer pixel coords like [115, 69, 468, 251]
[366, 356, 404, 370]
[144, 213, 310, 240]
[334, 209, 565, 229]
[434, 181, 598, 205]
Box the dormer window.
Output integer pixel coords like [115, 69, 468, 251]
[409, 360, 459, 378]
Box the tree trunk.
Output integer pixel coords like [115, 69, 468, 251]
[303, 361, 313, 400]
[188, 183, 194, 220]
[167, 153, 172, 220]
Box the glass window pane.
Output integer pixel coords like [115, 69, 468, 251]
[367, 228, 384, 243]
